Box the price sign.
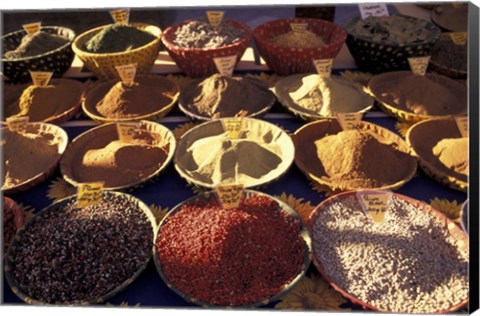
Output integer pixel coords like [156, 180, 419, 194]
[449, 32, 467, 45]
[408, 56, 430, 76]
[213, 55, 237, 77]
[357, 191, 393, 223]
[358, 4, 389, 19]
[215, 184, 244, 209]
[6, 116, 29, 132]
[115, 63, 137, 84]
[77, 182, 104, 208]
[455, 116, 468, 138]
[313, 59, 333, 78]
[222, 118, 244, 139]
[116, 122, 140, 143]
[110, 9, 130, 25]
[207, 11, 224, 27]
[29, 71, 53, 86]
[290, 23, 308, 32]
[335, 112, 363, 130]
[22, 22, 41, 35]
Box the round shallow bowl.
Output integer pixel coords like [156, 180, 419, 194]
[60, 121, 176, 191]
[3, 78, 85, 125]
[253, 18, 346, 75]
[309, 190, 469, 313]
[406, 117, 468, 192]
[273, 73, 374, 121]
[82, 75, 179, 124]
[367, 71, 467, 123]
[292, 119, 417, 192]
[1, 26, 75, 83]
[4, 191, 156, 305]
[153, 189, 312, 307]
[344, 15, 441, 73]
[3, 196, 25, 254]
[161, 19, 252, 77]
[178, 76, 276, 122]
[72, 23, 162, 80]
[174, 118, 295, 189]
[1, 123, 68, 195]
[432, 3, 468, 32]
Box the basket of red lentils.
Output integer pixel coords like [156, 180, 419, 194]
[253, 18, 347, 75]
[154, 190, 312, 307]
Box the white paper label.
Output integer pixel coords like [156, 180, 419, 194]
[116, 122, 140, 142]
[110, 9, 130, 25]
[115, 63, 137, 84]
[22, 22, 41, 35]
[29, 71, 53, 86]
[207, 11, 224, 27]
[408, 56, 430, 76]
[215, 184, 244, 209]
[313, 59, 333, 78]
[449, 32, 467, 45]
[335, 112, 363, 130]
[77, 182, 104, 208]
[213, 55, 237, 77]
[359, 4, 389, 19]
[357, 191, 393, 223]
[222, 118, 244, 139]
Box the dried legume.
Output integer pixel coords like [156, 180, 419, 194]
[156, 194, 307, 306]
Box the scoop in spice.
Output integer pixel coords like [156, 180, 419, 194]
[3, 31, 69, 59]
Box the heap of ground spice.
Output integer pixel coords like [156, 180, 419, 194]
[276, 74, 372, 117]
[9, 192, 153, 304]
[269, 30, 325, 48]
[95, 77, 175, 119]
[84, 24, 156, 54]
[5, 80, 83, 122]
[314, 129, 412, 188]
[433, 138, 468, 176]
[3, 31, 69, 59]
[2, 129, 61, 190]
[173, 19, 246, 49]
[69, 128, 168, 188]
[156, 194, 307, 306]
[180, 74, 274, 118]
[368, 72, 467, 116]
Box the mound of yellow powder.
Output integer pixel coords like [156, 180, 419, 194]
[433, 138, 468, 176]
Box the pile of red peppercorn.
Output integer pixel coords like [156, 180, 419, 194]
[156, 193, 308, 306]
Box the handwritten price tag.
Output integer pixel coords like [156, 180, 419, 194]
[207, 11, 224, 27]
[110, 9, 130, 25]
[358, 4, 389, 19]
[290, 23, 308, 32]
[313, 59, 333, 78]
[408, 56, 430, 76]
[455, 116, 468, 138]
[29, 71, 53, 86]
[215, 184, 244, 209]
[357, 191, 393, 223]
[116, 122, 140, 143]
[335, 112, 363, 130]
[449, 32, 467, 45]
[221, 118, 244, 139]
[115, 63, 137, 84]
[22, 22, 41, 35]
[77, 182, 104, 208]
[213, 55, 237, 77]
[6, 116, 29, 132]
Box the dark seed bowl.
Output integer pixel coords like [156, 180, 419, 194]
[4, 191, 156, 305]
[344, 15, 441, 73]
[1, 26, 76, 84]
[153, 190, 312, 308]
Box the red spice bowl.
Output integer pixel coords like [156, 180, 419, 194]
[253, 18, 347, 75]
[153, 190, 312, 308]
[161, 19, 252, 77]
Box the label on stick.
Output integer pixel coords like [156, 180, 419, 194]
[215, 184, 244, 209]
[6, 116, 29, 132]
[207, 11, 224, 27]
[455, 116, 468, 138]
[290, 23, 308, 32]
[357, 191, 393, 223]
[358, 4, 389, 19]
[335, 112, 362, 130]
[222, 118, 244, 139]
[213, 55, 237, 77]
[77, 182, 104, 208]
[116, 122, 140, 143]
[313, 59, 333, 78]
[449, 32, 467, 45]
[22, 22, 41, 35]
[408, 56, 430, 76]
[110, 9, 130, 25]
[29, 71, 53, 86]
[115, 64, 137, 84]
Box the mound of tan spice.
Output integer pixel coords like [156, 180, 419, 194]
[433, 138, 468, 176]
[2, 130, 60, 190]
[180, 74, 274, 118]
[314, 129, 412, 188]
[270, 30, 325, 48]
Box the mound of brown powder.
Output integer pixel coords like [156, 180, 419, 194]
[433, 138, 468, 176]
